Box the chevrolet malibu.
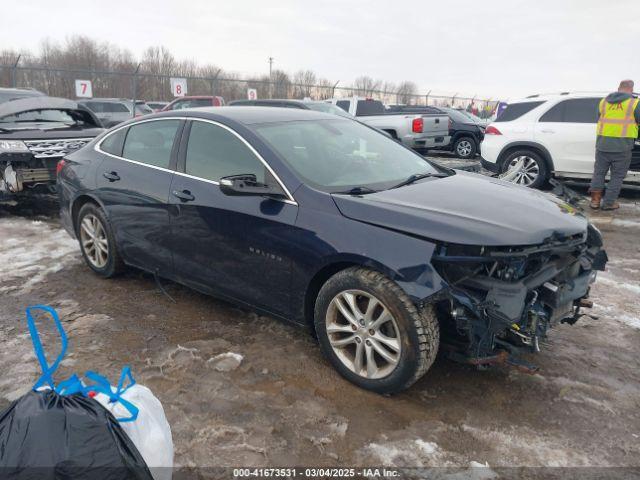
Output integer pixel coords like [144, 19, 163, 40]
[58, 107, 608, 394]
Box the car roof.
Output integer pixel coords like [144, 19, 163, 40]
[509, 91, 608, 104]
[154, 105, 338, 124]
[231, 99, 306, 106]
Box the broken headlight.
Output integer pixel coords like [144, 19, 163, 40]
[0, 140, 29, 153]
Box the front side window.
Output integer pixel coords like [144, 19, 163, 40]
[122, 120, 181, 169]
[336, 100, 350, 112]
[495, 101, 545, 122]
[254, 119, 440, 192]
[185, 121, 266, 182]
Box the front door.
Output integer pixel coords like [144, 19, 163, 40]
[93, 119, 183, 275]
[169, 119, 298, 316]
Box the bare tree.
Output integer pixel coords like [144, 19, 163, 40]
[271, 69, 291, 98]
[292, 70, 317, 98]
[396, 81, 418, 105]
[352, 76, 382, 97]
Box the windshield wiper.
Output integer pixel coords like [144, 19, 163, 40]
[334, 186, 379, 195]
[390, 172, 448, 189]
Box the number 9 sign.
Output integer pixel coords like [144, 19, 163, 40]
[170, 78, 188, 97]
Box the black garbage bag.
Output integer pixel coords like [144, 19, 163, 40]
[0, 305, 154, 480]
[0, 389, 153, 480]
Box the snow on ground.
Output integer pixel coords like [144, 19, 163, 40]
[0, 217, 80, 294]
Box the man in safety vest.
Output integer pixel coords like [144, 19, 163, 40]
[590, 79, 640, 210]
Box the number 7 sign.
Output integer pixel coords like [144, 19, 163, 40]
[75, 80, 93, 98]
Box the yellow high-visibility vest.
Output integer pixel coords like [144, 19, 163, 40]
[597, 97, 639, 138]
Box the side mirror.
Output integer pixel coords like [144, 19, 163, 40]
[219, 174, 286, 199]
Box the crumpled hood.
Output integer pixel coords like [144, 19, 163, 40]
[332, 171, 587, 246]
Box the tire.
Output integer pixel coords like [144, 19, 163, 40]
[500, 149, 549, 189]
[453, 136, 477, 159]
[76, 202, 124, 277]
[314, 267, 439, 394]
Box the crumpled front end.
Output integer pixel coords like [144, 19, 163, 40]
[431, 223, 608, 371]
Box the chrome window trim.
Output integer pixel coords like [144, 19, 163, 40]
[95, 116, 298, 205]
[94, 117, 185, 174]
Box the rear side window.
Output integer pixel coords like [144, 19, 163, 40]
[122, 120, 181, 169]
[336, 100, 350, 112]
[85, 102, 103, 113]
[100, 128, 127, 156]
[495, 101, 545, 122]
[540, 98, 601, 123]
[185, 121, 265, 182]
[356, 100, 385, 116]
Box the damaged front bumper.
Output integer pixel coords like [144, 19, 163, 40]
[431, 223, 608, 370]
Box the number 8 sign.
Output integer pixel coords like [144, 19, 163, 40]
[75, 80, 93, 98]
[170, 78, 188, 97]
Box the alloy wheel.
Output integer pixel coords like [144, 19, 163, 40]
[456, 139, 473, 157]
[505, 156, 540, 186]
[79, 213, 109, 269]
[325, 290, 401, 379]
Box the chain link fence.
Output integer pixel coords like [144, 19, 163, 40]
[0, 64, 500, 118]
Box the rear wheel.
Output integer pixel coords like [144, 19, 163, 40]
[314, 267, 439, 394]
[500, 149, 548, 188]
[76, 203, 124, 277]
[453, 136, 477, 159]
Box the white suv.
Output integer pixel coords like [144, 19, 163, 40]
[480, 92, 640, 188]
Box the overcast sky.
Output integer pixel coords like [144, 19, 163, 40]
[2, 0, 638, 99]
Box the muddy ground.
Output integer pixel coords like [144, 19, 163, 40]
[1, 161, 639, 478]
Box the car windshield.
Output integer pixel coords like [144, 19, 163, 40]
[253, 119, 442, 192]
[0, 109, 79, 127]
[305, 102, 354, 118]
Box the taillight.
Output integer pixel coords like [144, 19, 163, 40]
[448, 118, 453, 129]
[412, 118, 423, 133]
[485, 125, 502, 135]
[56, 159, 66, 176]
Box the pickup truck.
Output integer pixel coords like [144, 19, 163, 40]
[329, 97, 450, 151]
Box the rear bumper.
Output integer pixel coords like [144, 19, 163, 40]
[410, 135, 451, 149]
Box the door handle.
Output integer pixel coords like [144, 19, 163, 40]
[103, 171, 120, 182]
[540, 129, 555, 134]
[172, 189, 195, 202]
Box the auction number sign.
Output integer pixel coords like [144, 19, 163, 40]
[75, 80, 93, 98]
[247, 88, 257, 100]
[170, 78, 188, 97]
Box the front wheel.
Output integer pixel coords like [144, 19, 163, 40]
[453, 137, 477, 159]
[499, 149, 549, 188]
[314, 267, 439, 394]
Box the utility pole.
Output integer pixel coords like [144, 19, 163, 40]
[11, 54, 21, 88]
[268, 57, 274, 98]
[131, 63, 141, 118]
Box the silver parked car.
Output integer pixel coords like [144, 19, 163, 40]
[78, 98, 153, 128]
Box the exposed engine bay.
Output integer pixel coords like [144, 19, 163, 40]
[432, 223, 608, 371]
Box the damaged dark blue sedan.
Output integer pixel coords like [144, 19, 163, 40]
[58, 107, 607, 394]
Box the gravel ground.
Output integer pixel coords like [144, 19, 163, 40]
[1, 160, 639, 478]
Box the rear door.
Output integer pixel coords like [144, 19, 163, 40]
[168, 119, 297, 316]
[93, 118, 183, 275]
[535, 97, 601, 174]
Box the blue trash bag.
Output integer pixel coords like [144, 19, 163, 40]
[0, 305, 153, 480]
